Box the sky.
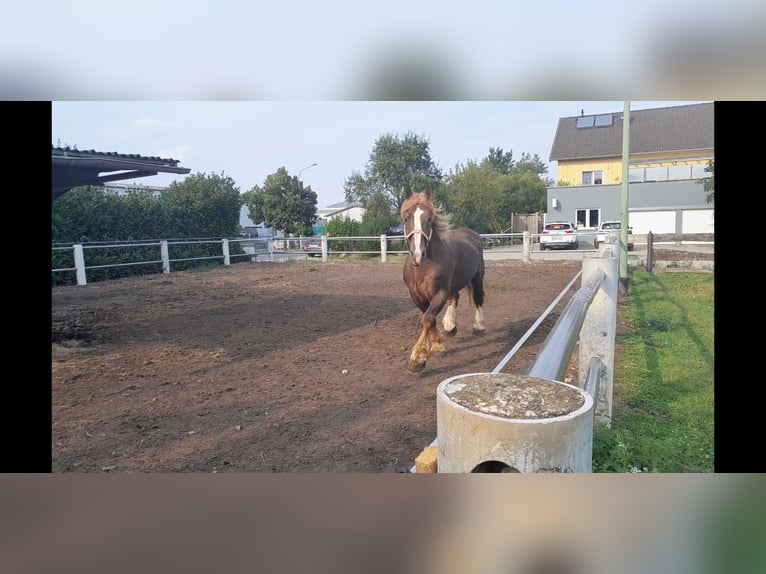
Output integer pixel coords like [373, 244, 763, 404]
[51, 100, 709, 210]
[5, 2, 764, 100]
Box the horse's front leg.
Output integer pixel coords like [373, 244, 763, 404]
[428, 325, 444, 354]
[408, 290, 449, 374]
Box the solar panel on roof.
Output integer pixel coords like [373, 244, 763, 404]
[594, 114, 613, 127]
[576, 116, 595, 128]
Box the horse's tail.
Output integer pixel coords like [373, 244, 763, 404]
[471, 251, 485, 308]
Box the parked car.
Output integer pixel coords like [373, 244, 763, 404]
[594, 220, 634, 250]
[482, 237, 498, 249]
[539, 221, 579, 250]
[302, 238, 325, 257]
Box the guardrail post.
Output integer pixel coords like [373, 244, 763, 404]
[73, 244, 87, 285]
[222, 238, 231, 266]
[579, 250, 618, 426]
[160, 240, 170, 274]
[268, 238, 275, 262]
[522, 231, 531, 262]
[380, 234, 387, 263]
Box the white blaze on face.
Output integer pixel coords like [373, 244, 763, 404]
[412, 206, 425, 263]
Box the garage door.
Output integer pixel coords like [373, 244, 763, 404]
[682, 209, 714, 233]
[628, 211, 676, 234]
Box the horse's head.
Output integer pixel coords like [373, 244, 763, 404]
[401, 188, 434, 266]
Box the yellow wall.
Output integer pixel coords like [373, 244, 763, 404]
[557, 159, 623, 185]
[556, 148, 713, 186]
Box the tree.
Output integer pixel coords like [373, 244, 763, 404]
[242, 167, 318, 236]
[697, 160, 714, 203]
[480, 147, 515, 174]
[360, 192, 400, 236]
[344, 131, 442, 211]
[514, 152, 554, 187]
[161, 172, 242, 238]
[443, 148, 549, 233]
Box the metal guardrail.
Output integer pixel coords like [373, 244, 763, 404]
[408, 244, 619, 472]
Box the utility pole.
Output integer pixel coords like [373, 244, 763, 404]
[620, 101, 630, 293]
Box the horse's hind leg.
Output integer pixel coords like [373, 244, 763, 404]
[442, 294, 459, 337]
[470, 269, 486, 335]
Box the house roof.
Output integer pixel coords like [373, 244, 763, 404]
[52, 146, 190, 200]
[316, 201, 364, 218]
[549, 102, 714, 162]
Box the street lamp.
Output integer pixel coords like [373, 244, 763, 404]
[296, 163, 319, 248]
[297, 163, 318, 180]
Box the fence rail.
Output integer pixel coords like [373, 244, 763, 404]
[52, 230, 710, 286]
[51, 231, 552, 285]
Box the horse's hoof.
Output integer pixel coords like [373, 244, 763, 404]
[472, 328, 486, 336]
[406, 360, 427, 374]
[444, 328, 457, 338]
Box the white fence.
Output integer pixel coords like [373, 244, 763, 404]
[52, 228, 699, 286]
[53, 231, 624, 286]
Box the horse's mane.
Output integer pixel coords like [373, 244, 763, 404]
[401, 193, 452, 237]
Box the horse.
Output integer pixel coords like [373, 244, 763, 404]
[401, 187, 485, 374]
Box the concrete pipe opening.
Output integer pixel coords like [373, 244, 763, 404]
[471, 461, 520, 473]
[437, 373, 594, 473]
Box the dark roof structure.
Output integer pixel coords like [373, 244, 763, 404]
[52, 146, 191, 200]
[549, 102, 714, 162]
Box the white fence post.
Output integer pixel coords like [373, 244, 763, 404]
[160, 240, 170, 274]
[222, 238, 230, 266]
[380, 234, 387, 263]
[522, 231, 531, 262]
[321, 235, 328, 262]
[73, 244, 87, 286]
[578, 250, 618, 426]
[268, 238, 275, 262]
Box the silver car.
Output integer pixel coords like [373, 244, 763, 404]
[594, 221, 634, 250]
[540, 221, 579, 250]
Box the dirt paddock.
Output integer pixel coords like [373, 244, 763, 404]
[52, 259, 585, 472]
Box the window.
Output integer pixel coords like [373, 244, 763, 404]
[692, 163, 710, 179]
[644, 166, 667, 182]
[582, 170, 603, 185]
[576, 116, 595, 128]
[576, 208, 600, 229]
[668, 165, 691, 180]
[545, 223, 573, 231]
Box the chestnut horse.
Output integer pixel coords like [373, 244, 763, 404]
[401, 188, 485, 373]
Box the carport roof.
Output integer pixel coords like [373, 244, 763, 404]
[52, 146, 190, 199]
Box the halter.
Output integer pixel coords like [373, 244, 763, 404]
[404, 226, 433, 248]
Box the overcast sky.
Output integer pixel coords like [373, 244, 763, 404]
[52, 101, 708, 209]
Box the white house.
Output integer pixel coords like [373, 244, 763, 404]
[315, 201, 365, 224]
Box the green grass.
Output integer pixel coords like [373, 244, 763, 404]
[592, 269, 714, 472]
